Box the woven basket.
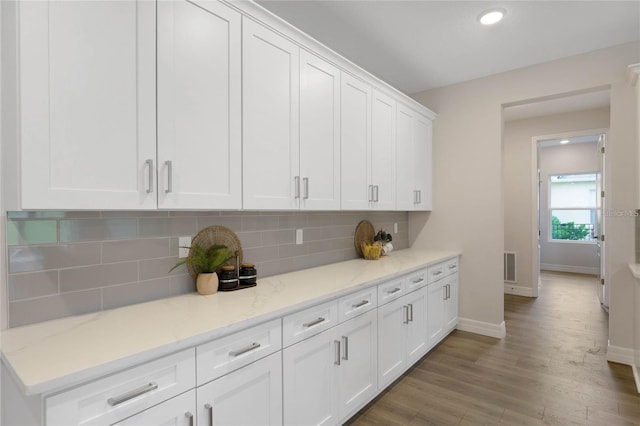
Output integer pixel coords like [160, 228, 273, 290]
[188, 226, 243, 281]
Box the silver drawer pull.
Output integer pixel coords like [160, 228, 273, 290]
[205, 403, 213, 426]
[352, 300, 369, 308]
[433, 270, 443, 276]
[107, 382, 158, 406]
[229, 342, 261, 357]
[303, 317, 326, 328]
[448, 265, 457, 270]
[145, 159, 154, 194]
[412, 277, 424, 284]
[387, 287, 401, 295]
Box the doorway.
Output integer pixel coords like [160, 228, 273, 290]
[532, 130, 607, 308]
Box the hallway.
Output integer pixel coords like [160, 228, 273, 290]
[348, 272, 640, 425]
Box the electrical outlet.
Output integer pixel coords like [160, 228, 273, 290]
[394, 223, 398, 234]
[296, 229, 303, 245]
[178, 236, 192, 258]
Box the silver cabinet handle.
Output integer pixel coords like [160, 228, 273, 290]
[229, 342, 261, 357]
[403, 305, 409, 324]
[185, 411, 194, 426]
[352, 300, 369, 308]
[294, 176, 300, 199]
[418, 190, 422, 204]
[448, 284, 451, 299]
[303, 177, 309, 200]
[412, 277, 424, 284]
[369, 185, 374, 202]
[334, 340, 341, 365]
[342, 336, 349, 360]
[107, 382, 158, 406]
[449, 265, 457, 270]
[387, 287, 401, 295]
[414, 190, 418, 204]
[145, 159, 154, 193]
[433, 270, 443, 276]
[205, 403, 213, 426]
[374, 185, 379, 202]
[303, 317, 325, 328]
[408, 303, 414, 322]
[443, 285, 447, 300]
[164, 160, 172, 193]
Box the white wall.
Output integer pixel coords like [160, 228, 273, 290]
[539, 142, 600, 274]
[409, 42, 639, 355]
[502, 108, 609, 291]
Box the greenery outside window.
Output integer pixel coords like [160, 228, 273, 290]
[549, 173, 596, 242]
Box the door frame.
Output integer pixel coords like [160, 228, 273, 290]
[530, 128, 609, 299]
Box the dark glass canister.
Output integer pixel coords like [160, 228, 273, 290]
[239, 262, 257, 286]
[218, 265, 238, 290]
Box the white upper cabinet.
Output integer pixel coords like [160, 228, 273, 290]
[371, 90, 397, 210]
[157, 0, 241, 210]
[299, 50, 341, 210]
[242, 18, 300, 210]
[341, 74, 372, 210]
[396, 104, 433, 211]
[17, 0, 157, 210]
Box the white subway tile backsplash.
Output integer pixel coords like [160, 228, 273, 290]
[5, 210, 408, 327]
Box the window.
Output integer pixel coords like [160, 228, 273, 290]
[549, 173, 596, 242]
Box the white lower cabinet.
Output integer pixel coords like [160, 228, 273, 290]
[114, 390, 196, 426]
[377, 286, 429, 390]
[283, 309, 378, 425]
[444, 273, 459, 332]
[196, 351, 282, 426]
[427, 278, 446, 345]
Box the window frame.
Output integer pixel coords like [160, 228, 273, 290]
[547, 172, 598, 244]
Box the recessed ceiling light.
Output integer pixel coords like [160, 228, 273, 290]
[560, 139, 570, 144]
[479, 8, 506, 26]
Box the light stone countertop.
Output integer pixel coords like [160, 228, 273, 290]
[0, 248, 459, 396]
[629, 263, 640, 280]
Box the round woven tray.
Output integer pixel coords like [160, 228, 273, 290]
[188, 226, 243, 281]
[354, 220, 375, 257]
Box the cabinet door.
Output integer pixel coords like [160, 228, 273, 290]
[114, 390, 196, 426]
[427, 280, 446, 346]
[197, 352, 282, 426]
[157, 0, 241, 209]
[299, 50, 341, 210]
[340, 73, 372, 210]
[377, 296, 406, 389]
[405, 287, 429, 364]
[414, 114, 433, 210]
[19, 0, 156, 209]
[283, 328, 339, 425]
[338, 310, 378, 421]
[371, 90, 396, 210]
[445, 274, 459, 331]
[243, 18, 300, 210]
[395, 104, 415, 210]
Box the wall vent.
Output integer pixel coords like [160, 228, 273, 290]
[504, 252, 516, 282]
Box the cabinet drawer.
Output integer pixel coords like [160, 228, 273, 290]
[427, 262, 446, 283]
[283, 300, 338, 347]
[45, 348, 195, 426]
[196, 318, 281, 385]
[338, 286, 377, 323]
[445, 257, 459, 276]
[405, 269, 427, 292]
[377, 277, 405, 306]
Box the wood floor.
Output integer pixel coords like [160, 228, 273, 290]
[347, 271, 640, 425]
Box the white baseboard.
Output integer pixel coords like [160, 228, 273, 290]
[606, 342, 635, 366]
[504, 284, 535, 297]
[540, 263, 599, 275]
[633, 365, 640, 394]
[457, 318, 506, 339]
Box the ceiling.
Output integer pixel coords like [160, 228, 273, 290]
[256, 1, 640, 95]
